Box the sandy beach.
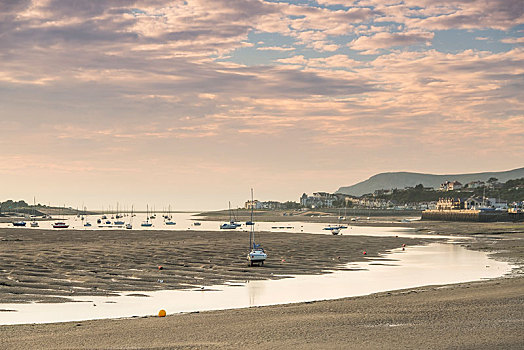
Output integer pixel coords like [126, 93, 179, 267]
[1, 277, 522, 349]
[0, 227, 425, 303]
[0, 220, 523, 349]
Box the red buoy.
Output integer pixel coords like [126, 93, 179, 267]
[363, 251, 367, 255]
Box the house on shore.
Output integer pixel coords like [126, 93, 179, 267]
[439, 181, 463, 191]
[300, 192, 338, 208]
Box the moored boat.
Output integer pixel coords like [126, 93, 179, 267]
[141, 205, 153, 227]
[220, 202, 240, 229]
[247, 189, 267, 267]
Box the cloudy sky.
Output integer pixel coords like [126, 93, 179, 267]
[1, 0, 523, 210]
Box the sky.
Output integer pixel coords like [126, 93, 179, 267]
[0, 0, 523, 210]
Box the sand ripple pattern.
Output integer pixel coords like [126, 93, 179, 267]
[0, 228, 423, 303]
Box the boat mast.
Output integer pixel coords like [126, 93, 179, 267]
[250, 188, 254, 250]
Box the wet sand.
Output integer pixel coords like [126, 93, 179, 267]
[0, 228, 425, 303]
[1, 274, 522, 349]
[1, 223, 523, 349]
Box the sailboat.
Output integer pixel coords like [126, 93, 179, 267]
[115, 202, 123, 219]
[141, 205, 153, 227]
[165, 204, 176, 225]
[53, 204, 69, 228]
[83, 206, 92, 227]
[12, 221, 26, 227]
[126, 205, 133, 229]
[150, 206, 156, 219]
[323, 209, 347, 235]
[30, 197, 39, 227]
[114, 203, 125, 225]
[247, 189, 267, 266]
[220, 202, 241, 229]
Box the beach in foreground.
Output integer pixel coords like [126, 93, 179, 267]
[0, 222, 523, 349]
[1, 275, 522, 349]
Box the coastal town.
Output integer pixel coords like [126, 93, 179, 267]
[239, 177, 524, 223]
[245, 177, 524, 211]
[3, 177, 522, 223]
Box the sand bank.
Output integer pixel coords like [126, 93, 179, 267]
[0, 228, 425, 303]
[1, 224, 522, 349]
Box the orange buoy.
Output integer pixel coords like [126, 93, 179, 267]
[158, 309, 166, 317]
[158, 265, 163, 270]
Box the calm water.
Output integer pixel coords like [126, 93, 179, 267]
[0, 242, 514, 325]
[1, 212, 443, 239]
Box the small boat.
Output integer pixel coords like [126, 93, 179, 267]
[115, 203, 122, 219]
[30, 197, 39, 227]
[105, 220, 111, 225]
[323, 224, 346, 235]
[126, 205, 134, 229]
[193, 222, 201, 226]
[247, 189, 267, 267]
[12, 221, 26, 227]
[246, 221, 254, 226]
[97, 218, 102, 224]
[141, 205, 153, 227]
[53, 222, 69, 228]
[248, 243, 267, 266]
[220, 223, 238, 229]
[164, 205, 175, 225]
[102, 215, 107, 220]
[82, 206, 91, 227]
[220, 202, 241, 229]
[114, 220, 125, 225]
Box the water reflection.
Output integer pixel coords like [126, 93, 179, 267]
[1, 212, 438, 239]
[0, 243, 514, 325]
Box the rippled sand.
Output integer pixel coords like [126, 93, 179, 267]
[0, 228, 425, 303]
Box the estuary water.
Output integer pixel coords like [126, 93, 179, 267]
[0, 241, 514, 325]
[2, 212, 438, 239]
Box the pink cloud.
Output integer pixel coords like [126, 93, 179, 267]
[350, 31, 434, 53]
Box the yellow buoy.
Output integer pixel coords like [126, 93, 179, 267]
[158, 309, 166, 317]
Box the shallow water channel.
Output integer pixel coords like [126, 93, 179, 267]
[0, 240, 514, 325]
[3, 212, 438, 239]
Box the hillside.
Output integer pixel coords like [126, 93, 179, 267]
[336, 167, 524, 197]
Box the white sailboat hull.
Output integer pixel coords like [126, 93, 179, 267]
[248, 250, 267, 263]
